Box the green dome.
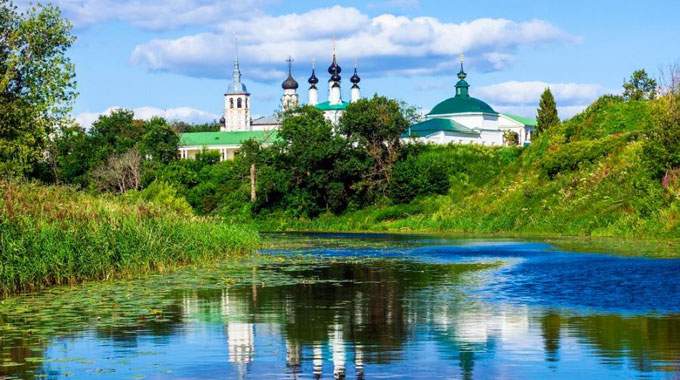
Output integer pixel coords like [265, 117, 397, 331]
[428, 95, 498, 116]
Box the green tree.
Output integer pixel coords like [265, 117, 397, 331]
[338, 96, 409, 198]
[0, 0, 76, 177]
[644, 93, 680, 180]
[88, 109, 143, 165]
[140, 117, 180, 163]
[623, 69, 657, 101]
[536, 88, 559, 135]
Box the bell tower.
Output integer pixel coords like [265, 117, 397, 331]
[223, 42, 251, 131]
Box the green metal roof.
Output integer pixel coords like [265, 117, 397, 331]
[315, 101, 349, 111]
[403, 118, 480, 138]
[428, 95, 498, 116]
[502, 113, 537, 127]
[179, 131, 276, 147]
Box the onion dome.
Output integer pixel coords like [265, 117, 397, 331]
[281, 57, 298, 90]
[328, 53, 342, 75]
[282, 75, 298, 90]
[308, 67, 319, 86]
[331, 71, 341, 82]
[350, 67, 360, 86]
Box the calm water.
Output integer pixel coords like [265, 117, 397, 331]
[2, 233, 680, 379]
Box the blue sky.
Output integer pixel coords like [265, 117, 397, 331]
[25, 0, 680, 126]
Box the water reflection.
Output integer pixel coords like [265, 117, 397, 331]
[2, 239, 680, 379]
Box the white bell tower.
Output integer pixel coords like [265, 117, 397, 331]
[223, 48, 251, 131]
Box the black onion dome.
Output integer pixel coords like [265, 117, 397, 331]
[328, 54, 342, 75]
[350, 67, 360, 84]
[282, 74, 298, 90]
[331, 72, 341, 82]
[308, 68, 319, 85]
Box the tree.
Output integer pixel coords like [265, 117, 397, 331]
[503, 130, 520, 146]
[88, 109, 143, 164]
[0, 0, 76, 177]
[623, 69, 657, 101]
[338, 96, 409, 198]
[536, 88, 559, 135]
[90, 148, 142, 193]
[140, 117, 180, 163]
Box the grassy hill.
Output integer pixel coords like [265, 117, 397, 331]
[263, 96, 680, 240]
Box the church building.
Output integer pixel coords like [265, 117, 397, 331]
[177, 52, 536, 161]
[178, 49, 361, 161]
[404, 58, 535, 146]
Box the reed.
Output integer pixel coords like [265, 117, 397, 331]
[0, 181, 259, 296]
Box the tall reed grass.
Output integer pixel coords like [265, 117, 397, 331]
[0, 181, 259, 296]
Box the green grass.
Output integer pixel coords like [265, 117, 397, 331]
[260, 97, 680, 255]
[0, 181, 259, 296]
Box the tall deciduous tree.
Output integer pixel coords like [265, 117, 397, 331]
[0, 0, 76, 177]
[623, 69, 657, 101]
[338, 96, 409, 197]
[536, 88, 559, 135]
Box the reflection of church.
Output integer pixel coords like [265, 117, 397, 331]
[177, 48, 361, 161]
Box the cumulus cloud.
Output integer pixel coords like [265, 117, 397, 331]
[75, 106, 219, 128]
[16, 0, 270, 30]
[477, 81, 603, 106]
[473, 81, 606, 119]
[130, 6, 578, 80]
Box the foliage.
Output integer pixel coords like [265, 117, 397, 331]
[0, 181, 259, 296]
[643, 94, 680, 179]
[265, 95, 680, 240]
[140, 117, 180, 163]
[90, 147, 142, 193]
[338, 96, 410, 197]
[124, 180, 193, 216]
[0, 0, 76, 177]
[252, 106, 367, 217]
[623, 69, 657, 101]
[49, 109, 181, 189]
[387, 151, 449, 203]
[503, 130, 520, 146]
[536, 88, 559, 135]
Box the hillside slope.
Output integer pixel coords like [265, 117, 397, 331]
[265, 96, 680, 239]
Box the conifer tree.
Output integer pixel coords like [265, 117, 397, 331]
[536, 88, 559, 135]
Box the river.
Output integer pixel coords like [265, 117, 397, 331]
[1, 233, 680, 379]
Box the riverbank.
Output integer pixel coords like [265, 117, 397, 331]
[0, 182, 259, 296]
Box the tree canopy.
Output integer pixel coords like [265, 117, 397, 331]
[536, 88, 559, 135]
[0, 0, 76, 177]
[623, 69, 658, 101]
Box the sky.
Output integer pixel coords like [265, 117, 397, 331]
[19, 0, 680, 126]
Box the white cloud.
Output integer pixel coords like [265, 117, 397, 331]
[472, 81, 605, 119]
[75, 106, 219, 128]
[130, 6, 578, 80]
[476, 81, 603, 106]
[17, 0, 270, 30]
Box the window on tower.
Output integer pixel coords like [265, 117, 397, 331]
[237, 98, 242, 108]
[230, 98, 234, 109]
[245, 98, 248, 108]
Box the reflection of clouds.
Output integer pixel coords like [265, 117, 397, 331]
[434, 302, 531, 346]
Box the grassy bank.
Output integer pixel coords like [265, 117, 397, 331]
[259, 96, 680, 254]
[0, 182, 259, 296]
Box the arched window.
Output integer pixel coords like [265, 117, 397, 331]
[237, 98, 242, 108]
[245, 98, 248, 108]
[230, 98, 234, 109]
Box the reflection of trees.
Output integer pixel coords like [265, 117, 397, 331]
[541, 311, 561, 363]
[564, 314, 680, 373]
[217, 260, 478, 378]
